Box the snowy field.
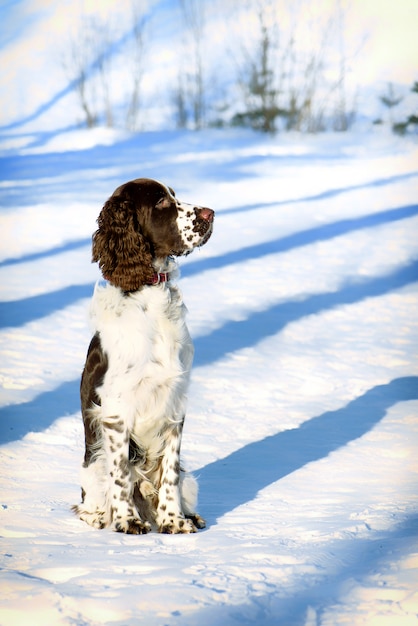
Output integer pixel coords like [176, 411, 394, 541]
[0, 127, 418, 625]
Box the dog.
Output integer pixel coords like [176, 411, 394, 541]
[73, 178, 214, 534]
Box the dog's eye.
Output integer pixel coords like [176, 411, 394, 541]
[156, 197, 170, 209]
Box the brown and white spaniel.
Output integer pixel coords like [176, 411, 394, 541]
[73, 178, 214, 534]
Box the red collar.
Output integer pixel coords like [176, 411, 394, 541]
[148, 272, 170, 285]
[103, 272, 170, 286]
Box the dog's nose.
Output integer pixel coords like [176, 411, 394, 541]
[198, 207, 214, 223]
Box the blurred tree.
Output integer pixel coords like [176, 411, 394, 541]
[380, 82, 403, 126]
[177, 0, 206, 129]
[231, 0, 357, 133]
[174, 72, 188, 129]
[60, 2, 148, 130]
[61, 15, 107, 128]
[232, 1, 283, 132]
[333, 0, 349, 131]
[125, 3, 148, 131]
[393, 80, 418, 135]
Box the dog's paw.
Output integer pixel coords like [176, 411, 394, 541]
[158, 516, 197, 534]
[112, 517, 151, 535]
[72, 505, 108, 530]
[187, 513, 206, 529]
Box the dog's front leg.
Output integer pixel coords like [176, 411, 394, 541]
[156, 423, 197, 534]
[103, 415, 151, 534]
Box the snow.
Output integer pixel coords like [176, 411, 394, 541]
[1, 126, 418, 625]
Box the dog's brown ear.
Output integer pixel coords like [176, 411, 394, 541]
[92, 197, 155, 290]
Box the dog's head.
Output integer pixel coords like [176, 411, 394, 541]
[92, 178, 214, 291]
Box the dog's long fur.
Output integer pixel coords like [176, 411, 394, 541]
[73, 178, 214, 534]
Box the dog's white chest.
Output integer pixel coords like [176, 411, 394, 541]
[90, 282, 193, 430]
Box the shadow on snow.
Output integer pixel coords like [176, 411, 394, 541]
[0, 380, 80, 444]
[192, 258, 418, 367]
[2, 202, 416, 272]
[220, 171, 418, 215]
[1, 127, 417, 208]
[0, 261, 417, 444]
[189, 514, 418, 625]
[185, 204, 418, 278]
[0, 284, 93, 328]
[0, 238, 91, 268]
[1, 204, 417, 328]
[197, 376, 418, 526]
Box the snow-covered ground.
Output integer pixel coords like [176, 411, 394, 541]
[0, 127, 418, 625]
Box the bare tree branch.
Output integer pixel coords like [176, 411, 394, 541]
[179, 0, 206, 129]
